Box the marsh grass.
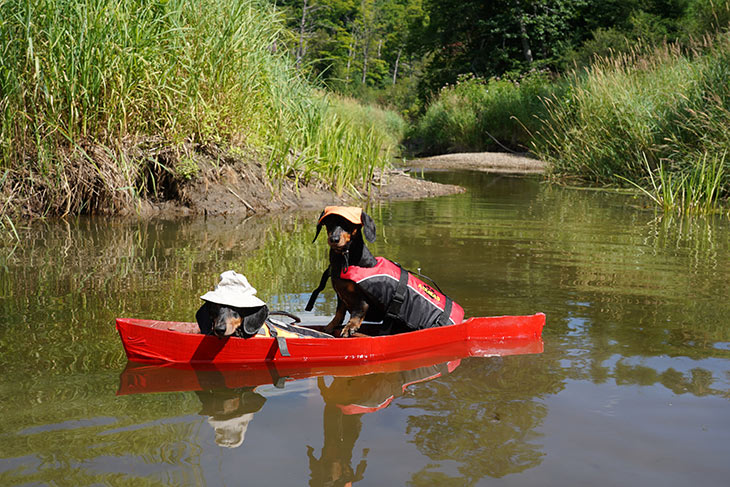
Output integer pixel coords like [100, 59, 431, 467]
[408, 74, 563, 155]
[620, 153, 725, 213]
[265, 95, 400, 195]
[0, 0, 400, 216]
[533, 36, 730, 213]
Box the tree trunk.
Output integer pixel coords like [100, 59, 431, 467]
[515, 0, 533, 64]
[361, 38, 370, 84]
[346, 40, 355, 83]
[392, 48, 401, 84]
[296, 0, 309, 69]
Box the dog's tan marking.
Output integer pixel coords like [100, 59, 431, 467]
[224, 316, 242, 336]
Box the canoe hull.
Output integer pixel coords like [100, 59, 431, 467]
[116, 313, 545, 366]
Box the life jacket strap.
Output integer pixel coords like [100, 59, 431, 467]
[263, 320, 291, 357]
[437, 297, 453, 326]
[385, 264, 409, 322]
[305, 266, 331, 311]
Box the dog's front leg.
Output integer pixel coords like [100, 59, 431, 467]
[341, 301, 369, 337]
[323, 297, 347, 335]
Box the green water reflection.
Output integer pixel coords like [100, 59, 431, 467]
[1, 171, 729, 486]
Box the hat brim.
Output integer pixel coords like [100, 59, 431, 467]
[318, 206, 363, 225]
[200, 290, 266, 308]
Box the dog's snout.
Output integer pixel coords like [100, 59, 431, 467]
[213, 307, 240, 337]
[213, 318, 228, 334]
[328, 233, 340, 244]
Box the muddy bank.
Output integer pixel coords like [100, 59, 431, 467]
[139, 156, 465, 218]
[4, 148, 541, 221]
[408, 152, 547, 175]
[140, 151, 545, 217]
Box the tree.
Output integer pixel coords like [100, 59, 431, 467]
[277, 0, 424, 93]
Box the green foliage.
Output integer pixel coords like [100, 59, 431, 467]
[408, 73, 565, 155]
[265, 93, 404, 193]
[174, 157, 200, 181]
[278, 0, 425, 94]
[684, 0, 730, 36]
[0, 0, 399, 215]
[532, 36, 730, 213]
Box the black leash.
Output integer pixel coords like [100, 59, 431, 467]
[305, 266, 331, 311]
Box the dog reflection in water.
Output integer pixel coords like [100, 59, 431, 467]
[307, 361, 459, 486]
[196, 388, 266, 448]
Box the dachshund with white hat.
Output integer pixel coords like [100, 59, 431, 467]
[197, 271, 332, 342]
[197, 270, 270, 338]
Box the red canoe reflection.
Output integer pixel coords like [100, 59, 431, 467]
[117, 333, 543, 396]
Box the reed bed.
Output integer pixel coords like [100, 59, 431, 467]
[0, 0, 399, 216]
[532, 37, 730, 213]
[408, 74, 563, 155]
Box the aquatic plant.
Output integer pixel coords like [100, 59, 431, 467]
[620, 153, 725, 214]
[532, 35, 730, 213]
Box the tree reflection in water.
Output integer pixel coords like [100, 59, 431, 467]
[403, 356, 563, 485]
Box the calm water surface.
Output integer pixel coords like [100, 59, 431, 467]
[1, 171, 729, 486]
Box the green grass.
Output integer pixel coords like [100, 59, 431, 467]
[407, 31, 730, 215]
[407, 73, 565, 155]
[619, 153, 726, 214]
[0, 0, 402, 216]
[265, 94, 404, 195]
[531, 37, 730, 214]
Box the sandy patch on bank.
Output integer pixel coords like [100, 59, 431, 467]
[409, 152, 547, 175]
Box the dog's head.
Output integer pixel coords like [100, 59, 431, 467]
[198, 271, 268, 338]
[313, 206, 376, 252]
[205, 303, 269, 338]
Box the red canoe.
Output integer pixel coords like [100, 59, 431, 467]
[116, 313, 545, 366]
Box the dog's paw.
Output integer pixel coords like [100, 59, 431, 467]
[341, 322, 361, 338]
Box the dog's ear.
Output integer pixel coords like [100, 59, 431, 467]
[361, 210, 376, 242]
[312, 210, 325, 243]
[242, 305, 269, 336]
[195, 302, 213, 335]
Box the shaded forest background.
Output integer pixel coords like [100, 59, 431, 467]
[1, 0, 728, 221]
[276, 0, 728, 114]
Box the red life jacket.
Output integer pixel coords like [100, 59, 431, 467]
[340, 257, 464, 330]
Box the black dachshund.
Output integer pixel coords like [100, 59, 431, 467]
[308, 206, 464, 337]
[309, 206, 377, 337]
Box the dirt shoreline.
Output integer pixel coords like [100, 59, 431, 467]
[137, 151, 547, 217]
[4, 151, 545, 219]
[409, 152, 547, 175]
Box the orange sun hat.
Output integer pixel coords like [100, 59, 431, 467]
[317, 206, 363, 225]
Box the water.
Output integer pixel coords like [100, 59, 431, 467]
[1, 171, 729, 486]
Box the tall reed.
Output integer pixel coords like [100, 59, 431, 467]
[532, 36, 730, 213]
[0, 0, 398, 215]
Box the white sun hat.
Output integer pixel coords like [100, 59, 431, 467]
[208, 413, 255, 448]
[200, 270, 266, 308]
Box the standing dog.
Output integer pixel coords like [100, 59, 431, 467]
[307, 206, 464, 337]
[309, 207, 378, 337]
